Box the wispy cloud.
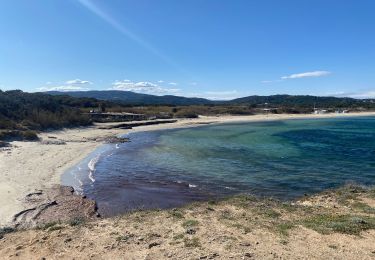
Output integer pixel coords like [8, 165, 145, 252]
[262, 70, 331, 84]
[65, 79, 92, 85]
[333, 90, 375, 99]
[261, 80, 279, 84]
[281, 71, 331, 80]
[111, 80, 180, 94]
[157, 80, 164, 83]
[168, 82, 178, 86]
[38, 78, 92, 92]
[187, 90, 239, 100]
[77, 0, 182, 71]
[37, 85, 90, 92]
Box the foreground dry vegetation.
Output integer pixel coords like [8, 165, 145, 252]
[1, 185, 375, 259]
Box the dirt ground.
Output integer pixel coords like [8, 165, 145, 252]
[1, 185, 375, 260]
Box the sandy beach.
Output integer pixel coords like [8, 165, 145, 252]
[1, 112, 375, 227]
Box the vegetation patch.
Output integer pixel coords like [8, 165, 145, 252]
[276, 222, 295, 237]
[173, 233, 185, 240]
[262, 208, 281, 219]
[302, 214, 375, 235]
[169, 210, 184, 219]
[183, 237, 201, 248]
[351, 202, 375, 214]
[182, 219, 199, 228]
[0, 227, 15, 239]
[69, 217, 86, 227]
[38, 221, 60, 230]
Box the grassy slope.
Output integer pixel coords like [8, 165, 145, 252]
[1, 185, 375, 259]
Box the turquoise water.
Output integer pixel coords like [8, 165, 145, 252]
[67, 117, 375, 216]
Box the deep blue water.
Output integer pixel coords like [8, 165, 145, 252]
[64, 117, 375, 216]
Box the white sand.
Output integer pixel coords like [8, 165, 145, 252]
[1, 112, 374, 226]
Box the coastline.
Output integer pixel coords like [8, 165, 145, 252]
[1, 111, 375, 226]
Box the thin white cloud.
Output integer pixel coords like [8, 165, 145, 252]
[168, 82, 178, 86]
[261, 79, 284, 83]
[281, 71, 331, 80]
[38, 79, 92, 92]
[37, 85, 90, 92]
[189, 82, 198, 86]
[186, 90, 240, 100]
[262, 70, 331, 83]
[333, 90, 375, 99]
[204, 90, 238, 95]
[157, 80, 164, 83]
[77, 0, 181, 71]
[111, 80, 180, 95]
[65, 79, 92, 85]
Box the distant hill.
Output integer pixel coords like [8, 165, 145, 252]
[229, 94, 370, 108]
[47, 90, 213, 106]
[0, 90, 101, 140]
[47, 91, 374, 109]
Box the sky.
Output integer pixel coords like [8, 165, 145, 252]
[0, 0, 374, 99]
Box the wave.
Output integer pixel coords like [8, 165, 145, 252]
[87, 154, 101, 183]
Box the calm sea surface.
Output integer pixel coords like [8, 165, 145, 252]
[63, 116, 375, 216]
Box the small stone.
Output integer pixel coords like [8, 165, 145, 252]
[186, 228, 196, 235]
[208, 253, 219, 259]
[64, 238, 72, 243]
[148, 242, 160, 249]
[244, 252, 254, 258]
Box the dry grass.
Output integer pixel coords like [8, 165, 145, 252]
[1, 185, 375, 259]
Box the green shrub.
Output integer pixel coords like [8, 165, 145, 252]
[303, 214, 375, 235]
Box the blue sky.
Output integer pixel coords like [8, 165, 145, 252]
[0, 0, 374, 99]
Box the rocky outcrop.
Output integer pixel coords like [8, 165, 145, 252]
[13, 185, 98, 229]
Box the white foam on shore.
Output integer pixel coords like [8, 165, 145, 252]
[87, 154, 101, 183]
[115, 144, 120, 149]
[189, 184, 197, 188]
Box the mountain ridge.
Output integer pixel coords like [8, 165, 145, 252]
[46, 90, 374, 108]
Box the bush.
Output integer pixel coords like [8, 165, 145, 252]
[0, 130, 38, 141]
[0, 227, 15, 239]
[21, 130, 39, 141]
[174, 110, 199, 118]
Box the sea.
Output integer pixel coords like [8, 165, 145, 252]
[62, 116, 375, 217]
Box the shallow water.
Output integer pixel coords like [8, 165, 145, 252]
[64, 116, 375, 217]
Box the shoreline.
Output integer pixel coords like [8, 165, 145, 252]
[1, 111, 375, 226]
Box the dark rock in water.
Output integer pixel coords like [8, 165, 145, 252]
[13, 185, 98, 229]
[102, 136, 130, 144]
